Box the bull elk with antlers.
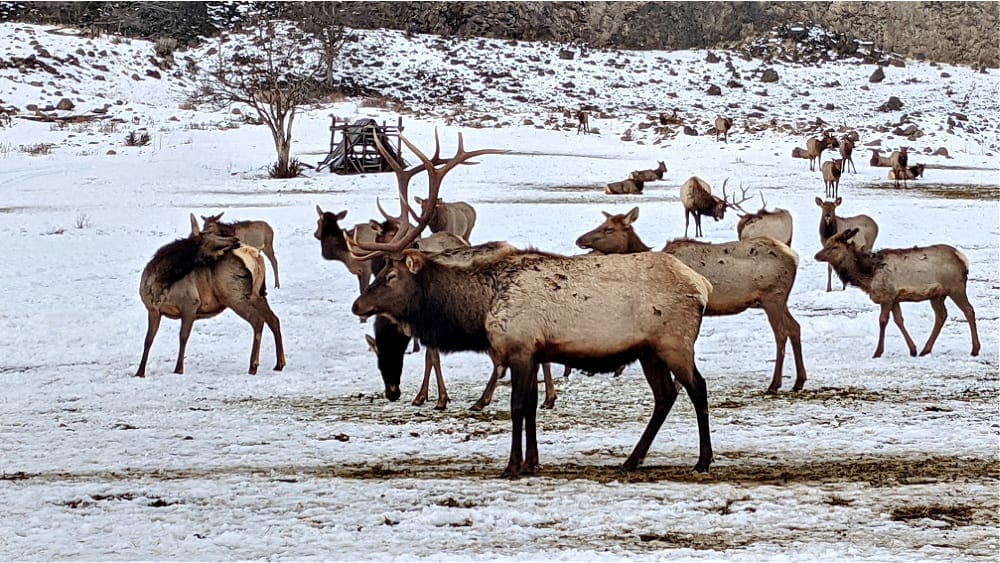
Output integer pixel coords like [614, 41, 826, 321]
[200, 213, 280, 288]
[732, 192, 793, 246]
[815, 228, 980, 358]
[135, 215, 285, 377]
[576, 207, 807, 393]
[349, 132, 716, 477]
[681, 177, 752, 238]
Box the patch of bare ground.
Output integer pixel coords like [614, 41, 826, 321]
[864, 182, 999, 200]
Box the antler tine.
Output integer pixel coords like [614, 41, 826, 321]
[758, 191, 768, 211]
[722, 179, 754, 214]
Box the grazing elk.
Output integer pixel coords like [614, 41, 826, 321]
[806, 132, 839, 171]
[630, 161, 668, 182]
[815, 228, 980, 358]
[576, 207, 807, 393]
[838, 135, 857, 174]
[681, 177, 750, 238]
[888, 163, 926, 182]
[135, 214, 285, 378]
[816, 197, 879, 292]
[350, 132, 716, 477]
[821, 158, 844, 199]
[715, 116, 734, 143]
[576, 110, 590, 134]
[200, 213, 280, 288]
[606, 178, 644, 195]
[732, 194, 793, 246]
[890, 147, 910, 188]
[412, 196, 476, 242]
[869, 148, 892, 167]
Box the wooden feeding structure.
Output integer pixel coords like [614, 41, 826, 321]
[316, 116, 406, 174]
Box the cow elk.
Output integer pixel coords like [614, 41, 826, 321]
[606, 178, 644, 195]
[815, 197, 879, 292]
[869, 148, 892, 167]
[350, 132, 716, 477]
[806, 132, 839, 171]
[314, 207, 382, 293]
[733, 193, 793, 246]
[201, 213, 280, 288]
[135, 214, 285, 378]
[576, 207, 807, 393]
[413, 196, 476, 242]
[630, 161, 668, 182]
[890, 147, 910, 188]
[815, 228, 980, 358]
[888, 163, 925, 182]
[576, 110, 590, 135]
[715, 116, 734, 143]
[838, 135, 857, 174]
[821, 158, 844, 199]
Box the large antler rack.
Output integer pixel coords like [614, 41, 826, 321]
[722, 179, 756, 215]
[347, 130, 508, 261]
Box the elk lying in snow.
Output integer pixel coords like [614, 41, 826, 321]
[806, 132, 839, 171]
[314, 207, 382, 293]
[606, 178, 644, 195]
[350, 132, 716, 477]
[576, 110, 590, 134]
[413, 196, 476, 242]
[815, 228, 980, 358]
[715, 116, 734, 143]
[869, 148, 892, 167]
[821, 158, 844, 199]
[888, 163, 925, 182]
[838, 135, 857, 174]
[630, 161, 668, 182]
[733, 194, 793, 246]
[200, 213, 280, 288]
[135, 214, 285, 377]
[576, 207, 807, 393]
[680, 177, 750, 238]
[890, 147, 910, 188]
[816, 197, 879, 292]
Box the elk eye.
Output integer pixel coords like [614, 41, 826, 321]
[386, 271, 398, 284]
[604, 228, 615, 235]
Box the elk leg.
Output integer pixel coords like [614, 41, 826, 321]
[263, 245, 279, 289]
[248, 318, 264, 375]
[562, 364, 572, 378]
[263, 305, 285, 371]
[503, 356, 536, 478]
[762, 303, 789, 394]
[874, 303, 891, 358]
[826, 264, 834, 292]
[624, 352, 678, 471]
[950, 292, 980, 356]
[413, 347, 433, 406]
[430, 348, 448, 410]
[919, 297, 948, 356]
[472, 361, 504, 411]
[684, 210, 691, 238]
[231, 298, 284, 372]
[174, 313, 197, 374]
[135, 310, 162, 378]
[786, 311, 807, 391]
[522, 361, 540, 474]
[659, 346, 712, 472]
[541, 363, 556, 409]
[891, 303, 918, 356]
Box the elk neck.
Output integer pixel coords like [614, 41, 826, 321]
[404, 260, 496, 353]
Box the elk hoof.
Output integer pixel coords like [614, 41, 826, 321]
[908, 349, 918, 357]
[273, 362, 285, 372]
[694, 459, 712, 473]
[919, 348, 932, 357]
[469, 402, 485, 412]
[433, 400, 448, 411]
[501, 462, 521, 479]
[765, 386, 779, 395]
[411, 396, 427, 407]
[542, 398, 556, 409]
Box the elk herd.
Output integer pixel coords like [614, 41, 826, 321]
[133, 129, 981, 479]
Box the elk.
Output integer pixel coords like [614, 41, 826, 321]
[412, 196, 476, 242]
[806, 132, 839, 171]
[816, 197, 880, 292]
[815, 228, 980, 358]
[630, 161, 668, 182]
[869, 148, 892, 167]
[888, 163, 926, 182]
[606, 178, 644, 195]
[200, 213, 280, 288]
[821, 158, 844, 199]
[576, 207, 807, 393]
[314, 207, 382, 293]
[576, 110, 590, 134]
[890, 147, 910, 188]
[838, 135, 857, 173]
[350, 132, 716, 477]
[715, 116, 734, 143]
[681, 177, 750, 238]
[135, 214, 285, 378]
[733, 194, 793, 246]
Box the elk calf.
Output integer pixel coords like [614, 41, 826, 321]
[806, 132, 838, 171]
[815, 228, 980, 358]
[201, 213, 280, 288]
[816, 197, 879, 292]
[821, 158, 844, 199]
[715, 117, 733, 143]
[135, 214, 285, 377]
[630, 161, 668, 182]
[838, 135, 857, 173]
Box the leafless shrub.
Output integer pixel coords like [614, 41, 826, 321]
[124, 130, 151, 146]
[74, 213, 92, 229]
[20, 143, 53, 156]
[268, 157, 304, 179]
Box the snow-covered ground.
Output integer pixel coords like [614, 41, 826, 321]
[0, 23, 997, 561]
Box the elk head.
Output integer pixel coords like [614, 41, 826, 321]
[576, 207, 642, 254]
[815, 196, 843, 231]
[314, 207, 352, 261]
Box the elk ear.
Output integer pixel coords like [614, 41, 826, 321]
[364, 335, 378, 355]
[815, 197, 824, 207]
[601, 211, 612, 219]
[834, 196, 843, 207]
[842, 227, 860, 242]
[189, 213, 200, 236]
[414, 196, 425, 205]
[368, 220, 384, 235]
[624, 206, 640, 225]
[335, 209, 348, 221]
[403, 252, 426, 275]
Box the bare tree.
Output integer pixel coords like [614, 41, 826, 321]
[191, 12, 318, 178]
[295, 2, 351, 89]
